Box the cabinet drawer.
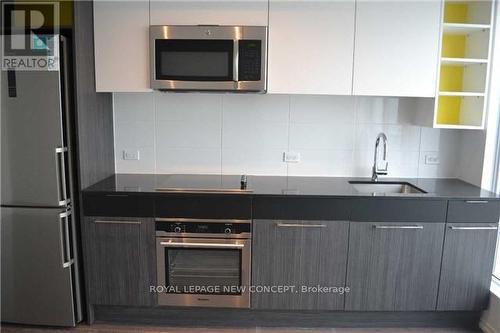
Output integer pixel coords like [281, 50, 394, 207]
[83, 193, 154, 217]
[447, 200, 500, 223]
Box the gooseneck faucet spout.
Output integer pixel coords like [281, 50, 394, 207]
[372, 133, 388, 182]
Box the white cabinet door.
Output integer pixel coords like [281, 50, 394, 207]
[267, 0, 355, 95]
[150, 0, 268, 26]
[353, 0, 442, 97]
[94, 1, 150, 92]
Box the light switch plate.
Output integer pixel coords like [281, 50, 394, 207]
[283, 151, 301, 163]
[123, 149, 140, 160]
[425, 154, 440, 165]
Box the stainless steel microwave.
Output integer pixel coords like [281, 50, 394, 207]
[150, 25, 267, 92]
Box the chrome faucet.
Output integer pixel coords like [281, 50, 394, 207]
[372, 133, 388, 182]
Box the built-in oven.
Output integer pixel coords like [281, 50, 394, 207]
[155, 218, 251, 308]
[150, 25, 267, 92]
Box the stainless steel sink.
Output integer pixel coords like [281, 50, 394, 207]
[349, 181, 427, 194]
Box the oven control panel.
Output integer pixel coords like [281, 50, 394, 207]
[156, 220, 251, 235]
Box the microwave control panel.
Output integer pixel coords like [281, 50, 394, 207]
[239, 40, 262, 81]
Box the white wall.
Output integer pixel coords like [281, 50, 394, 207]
[113, 92, 460, 178]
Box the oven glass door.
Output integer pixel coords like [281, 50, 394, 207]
[167, 248, 241, 295]
[155, 39, 234, 81]
[159, 238, 248, 296]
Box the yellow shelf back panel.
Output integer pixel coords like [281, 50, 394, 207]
[444, 2, 468, 23]
[440, 65, 464, 91]
[437, 96, 462, 125]
[442, 34, 466, 58]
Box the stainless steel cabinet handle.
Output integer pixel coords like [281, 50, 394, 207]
[276, 223, 326, 228]
[160, 241, 244, 249]
[374, 225, 424, 230]
[93, 220, 142, 225]
[55, 147, 69, 206]
[59, 211, 73, 268]
[449, 226, 497, 231]
[465, 200, 489, 204]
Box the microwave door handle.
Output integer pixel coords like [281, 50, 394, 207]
[233, 39, 239, 82]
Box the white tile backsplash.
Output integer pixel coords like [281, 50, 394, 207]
[155, 93, 222, 123]
[223, 94, 290, 123]
[114, 93, 155, 123]
[355, 96, 407, 124]
[222, 148, 287, 176]
[287, 150, 354, 177]
[155, 147, 222, 174]
[354, 123, 421, 152]
[115, 145, 155, 174]
[113, 93, 459, 178]
[289, 122, 355, 150]
[156, 120, 221, 149]
[290, 95, 355, 124]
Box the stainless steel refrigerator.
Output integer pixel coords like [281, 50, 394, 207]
[1, 35, 83, 326]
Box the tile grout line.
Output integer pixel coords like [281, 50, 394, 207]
[416, 123, 423, 179]
[112, 93, 117, 174]
[286, 95, 292, 177]
[352, 97, 359, 177]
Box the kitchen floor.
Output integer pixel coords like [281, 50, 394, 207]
[0, 324, 481, 333]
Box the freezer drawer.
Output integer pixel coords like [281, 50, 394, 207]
[1, 207, 77, 326]
[1, 70, 70, 207]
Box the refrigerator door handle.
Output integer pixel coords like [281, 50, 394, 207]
[55, 147, 70, 206]
[59, 210, 74, 268]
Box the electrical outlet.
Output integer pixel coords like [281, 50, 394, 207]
[425, 154, 440, 165]
[283, 151, 301, 163]
[123, 149, 140, 160]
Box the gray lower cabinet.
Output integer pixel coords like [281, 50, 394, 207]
[84, 216, 156, 306]
[252, 220, 349, 310]
[437, 223, 498, 311]
[345, 222, 445, 311]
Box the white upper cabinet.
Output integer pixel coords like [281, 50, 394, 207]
[94, 1, 150, 92]
[267, 0, 355, 95]
[150, 0, 268, 26]
[93, 0, 442, 95]
[353, 0, 442, 97]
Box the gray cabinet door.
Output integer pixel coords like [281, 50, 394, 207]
[345, 222, 445, 311]
[437, 223, 498, 311]
[252, 220, 349, 310]
[85, 217, 156, 306]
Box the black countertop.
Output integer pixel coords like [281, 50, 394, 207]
[83, 174, 499, 199]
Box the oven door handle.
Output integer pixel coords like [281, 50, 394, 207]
[160, 241, 244, 249]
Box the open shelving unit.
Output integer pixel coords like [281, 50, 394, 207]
[432, 0, 494, 129]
